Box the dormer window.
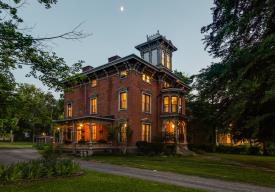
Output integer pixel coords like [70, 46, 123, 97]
[91, 79, 97, 87]
[142, 74, 151, 83]
[120, 70, 128, 78]
[163, 81, 170, 88]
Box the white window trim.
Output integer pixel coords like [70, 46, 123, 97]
[118, 90, 128, 111]
[162, 95, 170, 113]
[142, 92, 152, 114]
[90, 96, 98, 114]
[142, 123, 151, 142]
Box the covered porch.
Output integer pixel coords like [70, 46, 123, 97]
[53, 116, 116, 153]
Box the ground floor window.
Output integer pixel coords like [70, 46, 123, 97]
[120, 123, 127, 143]
[92, 123, 96, 141]
[142, 123, 151, 142]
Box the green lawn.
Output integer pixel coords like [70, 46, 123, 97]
[0, 171, 203, 192]
[0, 142, 33, 149]
[86, 153, 275, 188]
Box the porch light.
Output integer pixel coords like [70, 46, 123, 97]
[172, 124, 175, 129]
[80, 123, 83, 127]
[57, 127, 60, 131]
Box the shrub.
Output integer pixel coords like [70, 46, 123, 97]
[0, 158, 81, 184]
[188, 144, 214, 153]
[248, 146, 262, 155]
[136, 141, 174, 155]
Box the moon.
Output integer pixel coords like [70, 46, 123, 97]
[120, 6, 124, 12]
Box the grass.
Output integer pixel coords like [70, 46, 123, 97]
[0, 171, 203, 192]
[0, 142, 33, 149]
[86, 153, 275, 188]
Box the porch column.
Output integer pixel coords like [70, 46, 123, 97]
[174, 120, 178, 144]
[184, 124, 187, 144]
[61, 126, 63, 144]
[89, 119, 92, 144]
[72, 121, 76, 144]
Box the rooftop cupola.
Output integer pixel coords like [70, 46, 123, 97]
[135, 31, 177, 71]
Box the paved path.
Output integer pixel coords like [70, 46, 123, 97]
[0, 149, 274, 192]
[79, 160, 275, 192]
[0, 148, 41, 165]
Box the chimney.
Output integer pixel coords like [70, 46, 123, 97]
[82, 65, 93, 72]
[108, 55, 121, 62]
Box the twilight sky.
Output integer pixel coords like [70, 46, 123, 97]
[14, 0, 216, 96]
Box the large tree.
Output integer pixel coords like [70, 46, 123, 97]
[197, 0, 275, 152]
[0, 0, 87, 140]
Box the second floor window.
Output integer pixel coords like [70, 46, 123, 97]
[119, 91, 127, 110]
[67, 103, 72, 117]
[91, 79, 97, 87]
[142, 74, 151, 83]
[171, 96, 178, 113]
[120, 70, 128, 78]
[142, 93, 151, 113]
[163, 96, 169, 112]
[90, 97, 97, 114]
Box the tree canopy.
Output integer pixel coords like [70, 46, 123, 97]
[194, 0, 275, 151]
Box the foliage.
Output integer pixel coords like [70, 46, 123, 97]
[191, 0, 275, 153]
[0, 158, 80, 184]
[0, 0, 85, 91]
[0, 0, 86, 141]
[0, 84, 64, 140]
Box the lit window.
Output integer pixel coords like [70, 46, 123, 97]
[171, 96, 178, 113]
[142, 74, 151, 83]
[120, 123, 127, 143]
[119, 91, 127, 110]
[120, 70, 128, 78]
[142, 123, 151, 142]
[167, 53, 171, 70]
[163, 81, 170, 88]
[161, 50, 165, 66]
[91, 79, 97, 87]
[92, 123, 96, 141]
[163, 96, 169, 112]
[67, 103, 72, 117]
[142, 93, 151, 113]
[90, 97, 97, 114]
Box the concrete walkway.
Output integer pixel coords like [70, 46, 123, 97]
[78, 160, 275, 192]
[0, 148, 41, 165]
[0, 149, 274, 192]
